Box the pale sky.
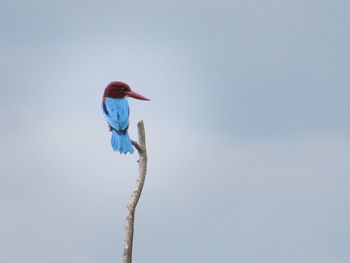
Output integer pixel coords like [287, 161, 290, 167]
[1, 0, 350, 262]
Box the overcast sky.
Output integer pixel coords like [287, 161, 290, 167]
[1, 0, 350, 262]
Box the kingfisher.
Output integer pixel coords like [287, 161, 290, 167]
[102, 81, 149, 154]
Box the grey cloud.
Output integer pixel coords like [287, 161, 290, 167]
[1, 0, 350, 262]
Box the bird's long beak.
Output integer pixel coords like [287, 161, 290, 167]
[125, 90, 150, 101]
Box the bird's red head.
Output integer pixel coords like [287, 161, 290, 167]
[103, 81, 150, 101]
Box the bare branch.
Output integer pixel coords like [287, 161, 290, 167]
[123, 120, 148, 263]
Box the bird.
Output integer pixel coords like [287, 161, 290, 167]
[102, 81, 149, 154]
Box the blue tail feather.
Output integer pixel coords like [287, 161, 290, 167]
[111, 131, 134, 154]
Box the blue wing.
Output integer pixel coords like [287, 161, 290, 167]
[102, 98, 130, 131]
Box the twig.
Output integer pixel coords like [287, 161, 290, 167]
[131, 140, 143, 154]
